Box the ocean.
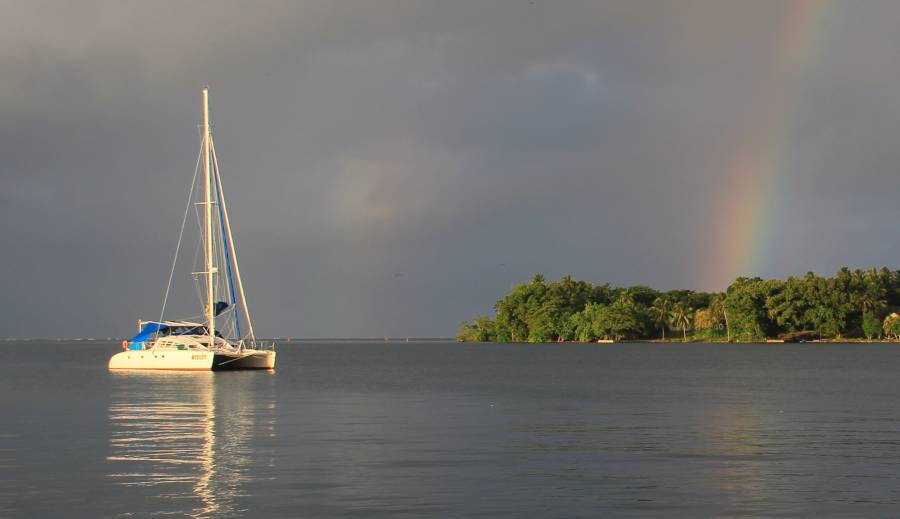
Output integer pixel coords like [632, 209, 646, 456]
[2, 340, 899, 517]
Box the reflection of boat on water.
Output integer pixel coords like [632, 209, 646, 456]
[109, 88, 275, 371]
[107, 371, 275, 517]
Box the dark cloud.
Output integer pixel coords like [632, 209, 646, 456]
[3, 1, 900, 337]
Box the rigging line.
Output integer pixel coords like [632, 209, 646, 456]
[191, 224, 203, 309]
[210, 137, 256, 343]
[212, 195, 232, 338]
[155, 138, 204, 338]
[189, 124, 205, 307]
[190, 163, 206, 312]
[211, 138, 242, 339]
[187, 125, 212, 336]
[210, 138, 230, 337]
[215, 224, 233, 338]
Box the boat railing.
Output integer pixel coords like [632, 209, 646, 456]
[256, 340, 276, 350]
[237, 339, 276, 351]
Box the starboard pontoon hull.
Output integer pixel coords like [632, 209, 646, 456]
[109, 349, 216, 371]
[109, 349, 276, 371]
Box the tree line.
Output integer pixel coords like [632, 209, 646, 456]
[457, 268, 900, 342]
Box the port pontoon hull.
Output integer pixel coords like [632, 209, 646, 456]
[213, 350, 276, 370]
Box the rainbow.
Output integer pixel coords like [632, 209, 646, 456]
[706, 0, 836, 290]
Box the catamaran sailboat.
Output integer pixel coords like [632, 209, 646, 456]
[109, 88, 276, 371]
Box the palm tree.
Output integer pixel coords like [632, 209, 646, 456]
[672, 301, 693, 341]
[650, 297, 671, 340]
[709, 295, 730, 342]
[860, 281, 886, 317]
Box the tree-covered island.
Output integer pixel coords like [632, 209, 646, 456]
[457, 268, 900, 343]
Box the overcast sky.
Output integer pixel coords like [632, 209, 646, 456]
[4, 1, 900, 338]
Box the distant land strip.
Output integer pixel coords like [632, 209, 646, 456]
[458, 268, 900, 343]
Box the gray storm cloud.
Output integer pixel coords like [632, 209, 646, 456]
[3, 1, 900, 337]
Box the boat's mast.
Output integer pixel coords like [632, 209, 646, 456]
[202, 87, 216, 346]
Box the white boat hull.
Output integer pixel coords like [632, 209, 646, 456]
[109, 349, 275, 371]
[109, 349, 216, 371]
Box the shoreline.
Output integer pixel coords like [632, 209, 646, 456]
[522, 338, 900, 345]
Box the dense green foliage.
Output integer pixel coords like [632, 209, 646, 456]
[458, 268, 900, 342]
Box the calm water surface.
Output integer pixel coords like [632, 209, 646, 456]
[1, 341, 900, 517]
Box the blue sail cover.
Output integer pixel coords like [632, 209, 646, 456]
[128, 322, 169, 350]
[130, 322, 169, 342]
[214, 301, 229, 316]
[126, 305, 227, 350]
